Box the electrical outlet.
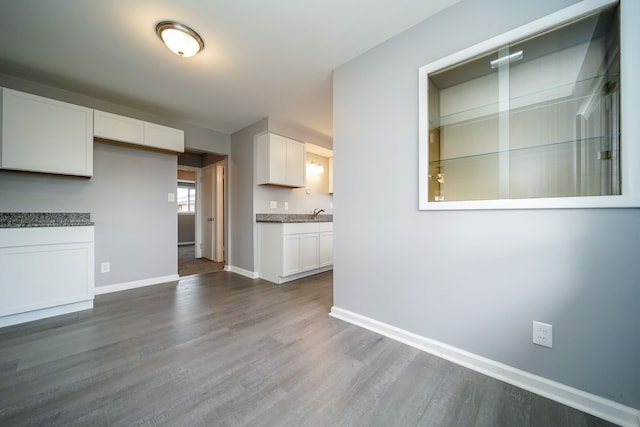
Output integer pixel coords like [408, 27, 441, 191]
[533, 321, 552, 348]
[284, 202, 289, 210]
[101, 262, 110, 273]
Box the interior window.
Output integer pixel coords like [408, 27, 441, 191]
[419, 2, 627, 209]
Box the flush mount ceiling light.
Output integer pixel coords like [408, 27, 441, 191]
[156, 21, 204, 57]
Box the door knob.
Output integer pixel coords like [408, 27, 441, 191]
[208, 218, 214, 221]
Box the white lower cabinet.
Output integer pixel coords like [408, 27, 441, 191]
[0, 226, 95, 327]
[319, 230, 334, 267]
[282, 234, 302, 276]
[258, 222, 333, 284]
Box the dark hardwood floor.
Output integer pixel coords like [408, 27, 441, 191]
[0, 271, 618, 426]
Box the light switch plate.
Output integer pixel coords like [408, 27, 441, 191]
[270, 201, 277, 209]
[168, 193, 175, 202]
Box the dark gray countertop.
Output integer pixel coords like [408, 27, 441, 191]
[256, 213, 333, 223]
[0, 212, 94, 228]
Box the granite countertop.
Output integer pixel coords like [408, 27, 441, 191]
[256, 213, 333, 223]
[0, 212, 94, 228]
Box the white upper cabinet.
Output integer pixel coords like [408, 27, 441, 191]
[144, 121, 184, 152]
[94, 110, 144, 145]
[1, 88, 93, 177]
[256, 132, 306, 187]
[93, 110, 184, 153]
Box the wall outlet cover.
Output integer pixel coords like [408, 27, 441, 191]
[533, 321, 553, 348]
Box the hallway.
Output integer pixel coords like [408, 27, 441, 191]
[178, 244, 224, 277]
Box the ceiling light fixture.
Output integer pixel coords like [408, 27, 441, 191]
[156, 21, 204, 58]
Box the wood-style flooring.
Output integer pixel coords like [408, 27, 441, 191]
[0, 271, 618, 426]
[178, 244, 224, 277]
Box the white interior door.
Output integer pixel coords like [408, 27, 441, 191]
[202, 165, 215, 260]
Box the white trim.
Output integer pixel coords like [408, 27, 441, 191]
[93, 274, 179, 295]
[226, 265, 259, 279]
[330, 306, 640, 427]
[0, 300, 93, 328]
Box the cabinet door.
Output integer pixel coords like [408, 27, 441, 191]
[256, 133, 306, 187]
[319, 231, 333, 267]
[286, 139, 306, 187]
[1, 88, 93, 176]
[282, 235, 302, 276]
[94, 110, 143, 144]
[301, 233, 319, 271]
[144, 122, 184, 152]
[268, 133, 288, 185]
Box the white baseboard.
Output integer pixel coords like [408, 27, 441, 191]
[94, 274, 180, 295]
[0, 300, 93, 328]
[330, 306, 640, 427]
[225, 265, 259, 279]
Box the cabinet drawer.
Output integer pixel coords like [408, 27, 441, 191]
[282, 222, 320, 235]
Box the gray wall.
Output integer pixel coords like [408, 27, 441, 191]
[269, 117, 333, 151]
[229, 119, 268, 273]
[0, 143, 177, 287]
[333, 0, 640, 409]
[178, 214, 196, 243]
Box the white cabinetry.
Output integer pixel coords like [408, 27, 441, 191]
[0, 88, 93, 176]
[258, 222, 333, 284]
[319, 222, 334, 267]
[0, 226, 95, 327]
[256, 132, 306, 187]
[94, 110, 144, 145]
[94, 109, 184, 153]
[144, 121, 184, 152]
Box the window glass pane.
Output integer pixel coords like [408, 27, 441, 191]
[177, 183, 196, 212]
[426, 5, 620, 203]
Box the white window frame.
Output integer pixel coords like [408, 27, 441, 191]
[418, 0, 639, 210]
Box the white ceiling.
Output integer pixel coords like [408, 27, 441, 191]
[0, 0, 458, 138]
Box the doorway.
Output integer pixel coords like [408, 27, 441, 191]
[177, 151, 227, 277]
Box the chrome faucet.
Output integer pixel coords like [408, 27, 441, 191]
[312, 208, 325, 219]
